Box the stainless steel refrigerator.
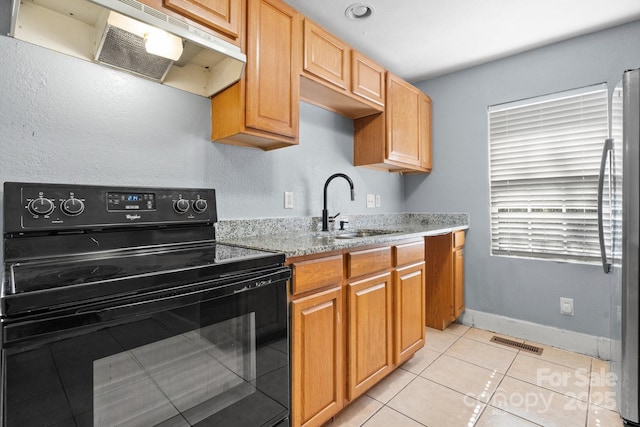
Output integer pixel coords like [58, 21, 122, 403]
[604, 68, 640, 426]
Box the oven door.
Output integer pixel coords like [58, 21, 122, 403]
[1, 267, 290, 427]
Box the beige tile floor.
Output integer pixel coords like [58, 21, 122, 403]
[325, 324, 623, 427]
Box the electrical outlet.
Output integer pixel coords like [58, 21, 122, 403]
[375, 194, 381, 207]
[284, 191, 293, 209]
[366, 194, 375, 208]
[560, 297, 574, 316]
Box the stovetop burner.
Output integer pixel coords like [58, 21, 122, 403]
[29, 264, 124, 288]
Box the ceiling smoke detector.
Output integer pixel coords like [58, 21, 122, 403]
[345, 3, 374, 20]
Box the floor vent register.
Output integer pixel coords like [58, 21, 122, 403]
[490, 336, 543, 355]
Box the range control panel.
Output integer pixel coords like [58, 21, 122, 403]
[3, 182, 217, 233]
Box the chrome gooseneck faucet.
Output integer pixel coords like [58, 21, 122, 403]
[322, 173, 355, 232]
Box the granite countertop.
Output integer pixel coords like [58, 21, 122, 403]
[217, 213, 469, 258]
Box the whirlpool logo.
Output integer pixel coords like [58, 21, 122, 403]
[125, 214, 141, 221]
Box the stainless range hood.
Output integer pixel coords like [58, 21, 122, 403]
[10, 0, 246, 97]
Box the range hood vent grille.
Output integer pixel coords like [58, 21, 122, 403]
[115, 0, 190, 33]
[97, 24, 172, 81]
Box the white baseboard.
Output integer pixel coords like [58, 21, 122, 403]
[458, 309, 612, 360]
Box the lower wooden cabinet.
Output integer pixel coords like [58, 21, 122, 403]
[347, 272, 393, 401]
[394, 261, 426, 365]
[425, 231, 466, 330]
[290, 239, 427, 427]
[291, 286, 344, 427]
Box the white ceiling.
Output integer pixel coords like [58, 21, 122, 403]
[283, 0, 640, 83]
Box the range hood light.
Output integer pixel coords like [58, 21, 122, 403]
[143, 29, 183, 61]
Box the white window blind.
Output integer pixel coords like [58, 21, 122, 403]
[488, 84, 609, 263]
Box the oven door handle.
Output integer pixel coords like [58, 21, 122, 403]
[95, 269, 290, 322]
[3, 268, 291, 347]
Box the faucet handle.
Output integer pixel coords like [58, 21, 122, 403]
[329, 212, 341, 222]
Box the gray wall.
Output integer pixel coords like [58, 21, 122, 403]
[0, 35, 404, 226]
[406, 20, 640, 338]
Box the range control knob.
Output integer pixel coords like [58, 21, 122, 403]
[61, 198, 85, 216]
[174, 198, 190, 214]
[192, 199, 208, 213]
[27, 197, 55, 216]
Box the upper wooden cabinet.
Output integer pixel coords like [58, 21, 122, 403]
[302, 20, 350, 90]
[211, 0, 301, 150]
[300, 19, 385, 119]
[387, 75, 421, 167]
[352, 51, 385, 107]
[354, 72, 432, 173]
[137, 0, 243, 46]
[164, 0, 242, 42]
[419, 94, 433, 171]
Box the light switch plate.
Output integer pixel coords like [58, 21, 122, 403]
[375, 195, 381, 207]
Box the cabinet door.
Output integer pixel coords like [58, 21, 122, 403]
[386, 73, 420, 167]
[351, 51, 385, 107]
[246, 0, 300, 138]
[347, 272, 393, 401]
[453, 247, 465, 320]
[419, 93, 433, 171]
[394, 262, 426, 365]
[164, 0, 241, 40]
[291, 287, 344, 427]
[303, 19, 350, 91]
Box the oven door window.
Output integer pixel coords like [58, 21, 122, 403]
[3, 281, 289, 427]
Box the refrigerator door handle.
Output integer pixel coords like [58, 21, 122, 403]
[597, 138, 613, 274]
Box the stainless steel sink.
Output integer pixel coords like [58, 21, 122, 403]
[334, 229, 399, 239]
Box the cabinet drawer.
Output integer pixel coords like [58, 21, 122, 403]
[291, 255, 343, 295]
[347, 247, 392, 279]
[394, 241, 425, 267]
[454, 230, 465, 249]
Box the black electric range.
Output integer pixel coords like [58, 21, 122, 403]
[1, 182, 291, 427]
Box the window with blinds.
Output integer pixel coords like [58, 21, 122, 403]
[488, 84, 610, 263]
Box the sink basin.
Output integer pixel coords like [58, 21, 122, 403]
[334, 229, 399, 239]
